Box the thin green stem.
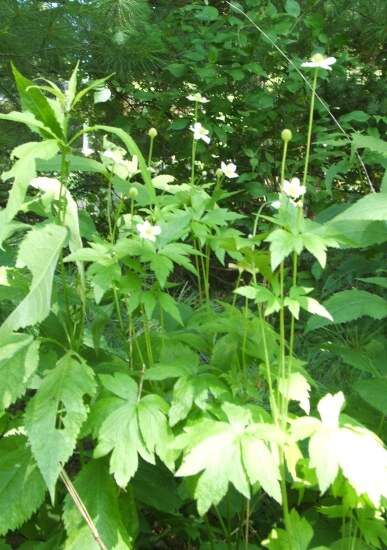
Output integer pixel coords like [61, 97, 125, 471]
[148, 137, 154, 167]
[244, 499, 250, 550]
[302, 68, 319, 187]
[280, 140, 288, 187]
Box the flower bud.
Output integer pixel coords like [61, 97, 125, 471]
[215, 168, 223, 178]
[148, 127, 158, 139]
[281, 129, 293, 142]
[128, 186, 138, 199]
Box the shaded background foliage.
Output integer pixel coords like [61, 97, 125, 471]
[0, 0, 386, 207]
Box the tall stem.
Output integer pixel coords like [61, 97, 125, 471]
[302, 68, 319, 187]
[190, 102, 199, 186]
[148, 137, 155, 167]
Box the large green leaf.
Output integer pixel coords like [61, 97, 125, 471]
[0, 140, 59, 245]
[25, 354, 96, 500]
[12, 64, 64, 139]
[322, 193, 387, 247]
[94, 373, 172, 488]
[305, 289, 387, 332]
[63, 460, 133, 550]
[0, 332, 39, 412]
[354, 378, 387, 415]
[0, 436, 46, 536]
[0, 224, 67, 333]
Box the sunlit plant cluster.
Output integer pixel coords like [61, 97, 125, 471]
[0, 48, 386, 550]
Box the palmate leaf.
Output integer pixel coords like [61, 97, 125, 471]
[94, 373, 173, 488]
[0, 224, 67, 333]
[25, 354, 96, 500]
[0, 436, 46, 536]
[175, 405, 282, 515]
[0, 332, 39, 412]
[63, 460, 133, 550]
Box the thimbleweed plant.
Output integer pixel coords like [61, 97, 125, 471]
[0, 56, 386, 550]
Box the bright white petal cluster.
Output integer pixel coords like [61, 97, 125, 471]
[190, 122, 211, 144]
[308, 392, 387, 506]
[221, 161, 238, 179]
[283, 177, 306, 200]
[187, 93, 209, 104]
[302, 53, 336, 71]
[136, 220, 161, 242]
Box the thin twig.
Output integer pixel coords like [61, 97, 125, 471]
[60, 469, 108, 550]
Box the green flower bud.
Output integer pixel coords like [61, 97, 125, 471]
[281, 129, 293, 142]
[215, 168, 223, 178]
[129, 186, 138, 199]
[148, 127, 158, 139]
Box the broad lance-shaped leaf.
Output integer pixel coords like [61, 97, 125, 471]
[30, 177, 84, 286]
[0, 332, 39, 412]
[0, 139, 59, 246]
[94, 373, 173, 488]
[0, 436, 46, 536]
[0, 224, 67, 333]
[25, 354, 96, 500]
[11, 63, 64, 139]
[63, 460, 133, 550]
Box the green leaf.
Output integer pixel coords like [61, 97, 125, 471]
[94, 374, 142, 487]
[330, 192, 387, 222]
[1, 140, 59, 230]
[266, 229, 300, 271]
[11, 64, 64, 139]
[176, 419, 250, 515]
[241, 434, 281, 503]
[0, 436, 46, 536]
[159, 292, 183, 325]
[0, 224, 67, 333]
[25, 354, 96, 500]
[0, 332, 39, 412]
[305, 289, 387, 332]
[0, 111, 51, 134]
[150, 255, 173, 287]
[95, 374, 171, 487]
[285, 0, 301, 17]
[302, 233, 327, 268]
[197, 6, 219, 21]
[357, 276, 387, 289]
[264, 509, 313, 550]
[352, 134, 387, 157]
[354, 378, 387, 415]
[63, 460, 133, 550]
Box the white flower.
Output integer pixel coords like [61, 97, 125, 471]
[271, 199, 281, 209]
[302, 53, 336, 71]
[136, 220, 161, 242]
[187, 93, 209, 104]
[221, 161, 238, 179]
[283, 177, 306, 200]
[102, 148, 125, 164]
[190, 122, 211, 144]
[102, 149, 138, 180]
[81, 130, 94, 157]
